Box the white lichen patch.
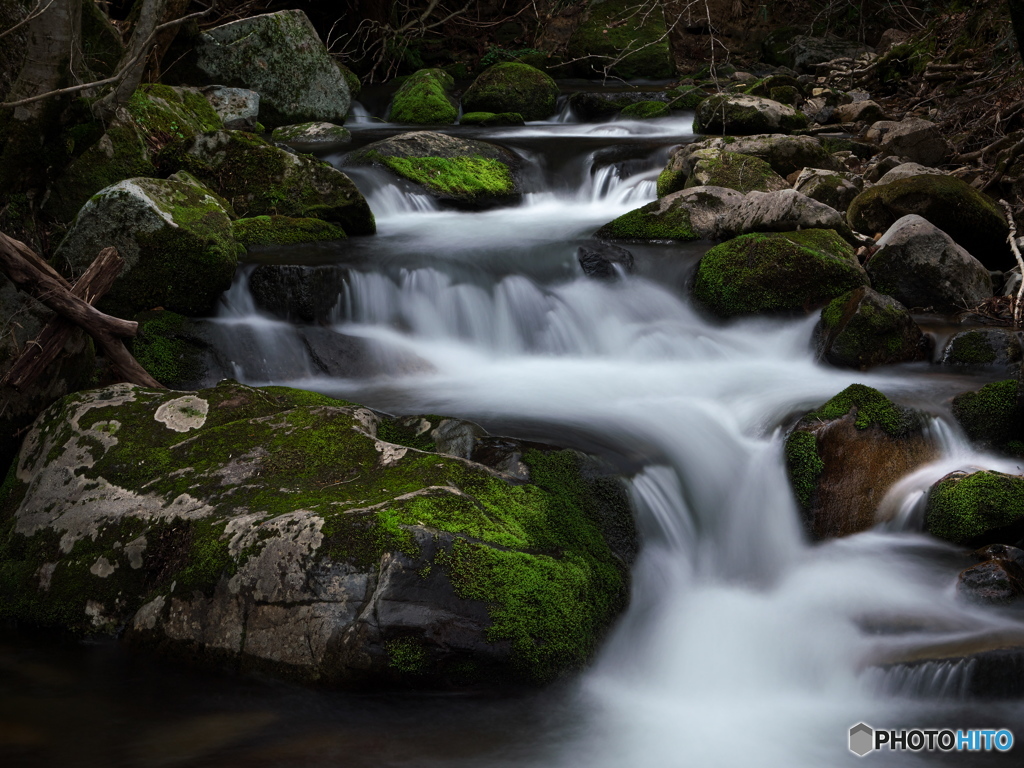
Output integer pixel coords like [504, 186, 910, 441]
[230, 511, 325, 603]
[37, 563, 57, 591]
[125, 536, 147, 569]
[374, 441, 407, 467]
[132, 595, 166, 631]
[155, 396, 209, 432]
[351, 408, 379, 436]
[90, 556, 117, 578]
[85, 600, 111, 629]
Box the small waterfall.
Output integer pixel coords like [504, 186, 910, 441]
[864, 659, 976, 700]
[346, 101, 375, 124]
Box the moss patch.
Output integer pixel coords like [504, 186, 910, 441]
[952, 380, 1024, 454]
[131, 310, 207, 389]
[804, 383, 921, 438]
[595, 200, 698, 241]
[375, 154, 515, 199]
[620, 101, 670, 119]
[926, 471, 1024, 544]
[233, 215, 346, 246]
[565, 0, 673, 79]
[462, 62, 559, 122]
[389, 68, 458, 124]
[685, 151, 786, 193]
[784, 430, 824, 511]
[460, 112, 526, 127]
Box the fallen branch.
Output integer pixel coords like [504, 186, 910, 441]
[1001, 200, 1024, 328]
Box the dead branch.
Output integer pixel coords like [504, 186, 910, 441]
[1002, 200, 1024, 328]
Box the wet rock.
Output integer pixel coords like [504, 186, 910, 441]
[595, 186, 744, 242]
[0, 382, 636, 688]
[131, 310, 218, 390]
[664, 135, 837, 182]
[159, 130, 375, 235]
[717, 188, 852, 241]
[959, 560, 1024, 605]
[270, 122, 351, 146]
[202, 86, 260, 130]
[691, 229, 868, 318]
[942, 329, 1022, 372]
[684, 150, 788, 193]
[927, 470, 1024, 545]
[54, 177, 241, 318]
[249, 264, 349, 323]
[951, 379, 1024, 455]
[187, 10, 350, 128]
[865, 215, 993, 311]
[348, 131, 521, 210]
[793, 168, 862, 214]
[462, 62, 559, 122]
[785, 384, 936, 539]
[815, 286, 928, 369]
[577, 241, 635, 279]
[848, 176, 1011, 269]
[459, 112, 525, 127]
[866, 118, 951, 166]
[389, 68, 458, 125]
[694, 94, 808, 135]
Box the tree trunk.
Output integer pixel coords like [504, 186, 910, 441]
[94, 0, 168, 120]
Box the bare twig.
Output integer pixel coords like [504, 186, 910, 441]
[1001, 200, 1024, 327]
[0, 0, 56, 42]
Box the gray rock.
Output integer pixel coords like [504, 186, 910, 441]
[694, 93, 808, 135]
[832, 100, 886, 124]
[941, 329, 1023, 371]
[718, 188, 852, 240]
[867, 215, 993, 311]
[191, 10, 350, 128]
[793, 168, 862, 213]
[577, 241, 635, 279]
[594, 186, 745, 242]
[271, 122, 351, 146]
[875, 162, 946, 186]
[866, 118, 951, 166]
[815, 286, 928, 370]
[666, 134, 837, 178]
[958, 559, 1024, 605]
[201, 86, 260, 130]
[684, 150, 789, 193]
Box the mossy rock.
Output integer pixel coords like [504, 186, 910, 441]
[389, 68, 458, 125]
[462, 62, 559, 122]
[565, 0, 673, 80]
[656, 168, 687, 197]
[47, 85, 224, 223]
[815, 287, 927, 370]
[593, 198, 699, 242]
[233, 215, 347, 247]
[691, 230, 868, 319]
[666, 86, 708, 110]
[942, 330, 1023, 372]
[694, 94, 808, 135]
[460, 112, 526, 127]
[951, 380, 1024, 455]
[131, 310, 212, 389]
[786, 384, 934, 539]
[337, 62, 362, 99]
[0, 382, 636, 688]
[54, 177, 241, 318]
[270, 122, 351, 145]
[349, 131, 520, 210]
[683, 150, 788, 194]
[619, 101, 670, 119]
[847, 175, 1010, 269]
[926, 471, 1024, 545]
[158, 130, 375, 235]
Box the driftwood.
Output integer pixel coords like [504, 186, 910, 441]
[0, 231, 164, 389]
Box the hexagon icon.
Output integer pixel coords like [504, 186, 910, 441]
[850, 723, 874, 757]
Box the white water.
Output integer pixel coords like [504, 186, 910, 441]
[215, 117, 1024, 766]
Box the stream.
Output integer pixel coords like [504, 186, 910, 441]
[5, 91, 1024, 767]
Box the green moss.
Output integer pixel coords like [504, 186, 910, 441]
[376, 154, 515, 198]
[685, 151, 784, 193]
[386, 638, 429, 674]
[945, 331, 998, 365]
[376, 416, 441, 452]
[337, 62, 362, 99]
[595, 200, 698, 241]
[666, 86, 707, 110]
[389, 68, 458, 124]
[565, 0, 673, 79]
[818, 288, 920, 369]
[131, 310, 205, 388]
[784, 430, 824, 511]
[271, 123, 350, 143]
[462, 62, 559, 122]
[926, 471, 1024, 544]
[656, 168, 687, 197]
[459, 112, 525, 127]
[805, 383, 920, 438]
[691, 230, 866, 318]
[233, 215, 347, 246]
[620, 101, 670, 119]
[952, 380, 1023, 452]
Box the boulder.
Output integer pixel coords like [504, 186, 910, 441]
[942, 329, 1022, 371]
[865, 215, 993, 311]
[577, 241, 635, 279]
[785, 384, 936, 539]
[159, 131, 375, 235]
[694, 94, 808, 135]
[832, 100, 886, 124]
[691, 229, 868, 318]
[462, 63, 559, 122]
[620, 101, 670, 119]
[866, 118, 951, 166]
[951, 379, 1024, 455]
[959, 549, 1024, 605]
[594, 186, 745, 242]
[665, 135, 836, 180]
[270, 122, 351, 146]
[874, 162, 945, 186]
[201, 86, 260, 131]
[792, 168, 862, 213]
[188, 10, 350, 128]
[684, 150, 788, 193]
[717, 188, 852, 241]
[564, 0, 673, 79]
[814, 287, 928, 370]
[926, 471, 1024, 545]
[389, 68, 458, 125]
[460, 112, 526, 127]
[847, 175, 1010, 268]
[0, 382, 636, 687]
[248, 263, 350, 322]
[54, 177, 241, 318]
[232, 216, 347, 248]
[349, 131, 521, 210]
[46, 85, 224, 222]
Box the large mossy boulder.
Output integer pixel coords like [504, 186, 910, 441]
[847, 175, 1010, 269]
[0, 382, 636, 688]
[349, 131, 521, 210]
[54, 177, 241, 318]
[596, 186, 744, 241]
[665, 135, 836, 181]
[186, 10, 350, 128]
[684, 150, 788, 193]
[565, 0, 673, 80]
[694, 94, 808, 135]
[814, 287, 928, 370]
[942, 329, 1022, 373]
[793, 168, 862, 214]
[926, 471, 1024, 545]
[691, 229, 868, 319]
[865, 215, 993, 311]
[159, 131, 375, 235]
[47, 85, 224, 222]
[389, 68, 458, 125]
[462, 63, 559, 122]
[717, 189, 852, 241]
[785, 384, 935, 539]
[951, 379, 1024, 455]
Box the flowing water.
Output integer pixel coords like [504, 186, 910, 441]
[6, 97, 1024, 767]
